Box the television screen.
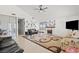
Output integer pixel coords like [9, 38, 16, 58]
[66, 20, 78, 30]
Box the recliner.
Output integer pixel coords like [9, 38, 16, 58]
[0, 37, 24, 53]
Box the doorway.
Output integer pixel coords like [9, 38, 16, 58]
[18, 18, 25, 35]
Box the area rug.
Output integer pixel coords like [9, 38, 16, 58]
[23, 35, 63, 53]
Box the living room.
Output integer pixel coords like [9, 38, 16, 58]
[0, 5, 79, 53]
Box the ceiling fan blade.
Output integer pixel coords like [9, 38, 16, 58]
[39, 10, 46, 12]
[42, 10, 46, 12]
[43, 7, 48, 9]
[39, 5, 42, 8]
[35, 5, 47, 12]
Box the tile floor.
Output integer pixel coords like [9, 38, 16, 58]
[15, 36, 52, 53]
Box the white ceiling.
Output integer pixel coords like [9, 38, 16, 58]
[17, 5, 79, 20]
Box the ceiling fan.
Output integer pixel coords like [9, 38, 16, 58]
[35, 5, 48, 12]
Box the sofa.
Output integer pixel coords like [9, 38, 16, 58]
[25, 29, 38, 35]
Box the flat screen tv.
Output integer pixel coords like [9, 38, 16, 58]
[66, 20, 78, 30]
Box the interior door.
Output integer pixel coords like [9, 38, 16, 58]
[18, 18, 25, 35]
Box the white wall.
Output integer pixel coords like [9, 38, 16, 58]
[0, 5, 34, 35]
[53, 15, 79, 37]
[32, 15, 79, 37]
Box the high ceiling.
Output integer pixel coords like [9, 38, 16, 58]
[17, 5, 79, 20]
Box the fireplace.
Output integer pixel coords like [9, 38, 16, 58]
[47, 30, 52, 34]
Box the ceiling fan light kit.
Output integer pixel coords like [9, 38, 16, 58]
[35, 5, 48, 12]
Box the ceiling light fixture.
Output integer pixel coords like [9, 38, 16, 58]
[35, 5, 48, 12]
